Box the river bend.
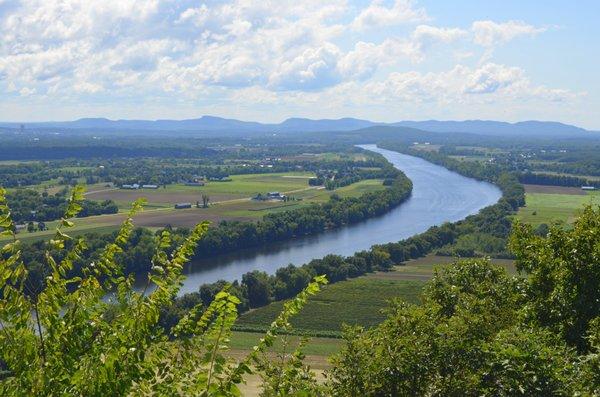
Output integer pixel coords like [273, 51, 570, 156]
[173, 145, 502, 294]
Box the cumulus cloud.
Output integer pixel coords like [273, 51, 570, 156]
[463, 63, 524, 94]
[0, 0, 579, 119]
[338, 38, 419, 80]
[351, 0, 428, 30]
[471, 20, 546, 47]
[412, 25, 467, 47]
[269, 44, 342, 90]
[363, 62, 580, 104]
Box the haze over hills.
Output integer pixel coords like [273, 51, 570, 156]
[0, 116, 596, 138]
[391, 120, 591, 137]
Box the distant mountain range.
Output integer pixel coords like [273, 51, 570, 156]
[0, 116, 596, 138]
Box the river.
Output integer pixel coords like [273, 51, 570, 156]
[170, 145, 502, 295]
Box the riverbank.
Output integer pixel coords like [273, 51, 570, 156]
[158, 146, 503, 333]
[175, 145, 501, 291]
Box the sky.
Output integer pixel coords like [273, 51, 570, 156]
[0, 0, 598, 129]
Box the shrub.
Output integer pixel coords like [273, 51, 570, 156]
[0, 186, 327, 396]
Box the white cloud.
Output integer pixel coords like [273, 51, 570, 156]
[361, 63, 580, 105]
[19, 86, 36, 96]
[412, 25, 467, 47]
[176, 5, 209, 26]
[73, 81, 104, 94]
[269, 44, 342, 90]
[472, 20, 546, 47]
[352, 0, 428, 30]
[0, 0, 582, 123]
[463, 63, 524, 94]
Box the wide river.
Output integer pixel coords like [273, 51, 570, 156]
[174, 145, 502, 294]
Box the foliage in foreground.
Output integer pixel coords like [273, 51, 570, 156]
[328, 206, 600, 396]
[3, 180, 600, 396]
[0, 186, 328, 396]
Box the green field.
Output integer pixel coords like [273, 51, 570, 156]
[236, 255, 516, 337]
[390, 254, 516, 278]
[0, 220, 121, 244]
[517, 192, 599, 226]
[3, 177, 388, 243]
[236, 277, 424, 335]
[283, 152, 370, 162]
[449, 154, 492, 162]
[88, 172, 318, 210]
[165, 172, 315, 196]
[230, 331, 343, 356]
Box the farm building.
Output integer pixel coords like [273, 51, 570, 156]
[267, 192, 287, 201]
[142, 184, 159, 189]
[185, 181, 205, 186]
[174, 202, 192, 209]
[252, 192, 287, 201]
[122, 183, 140, 189]
[582, 186, 596, 191]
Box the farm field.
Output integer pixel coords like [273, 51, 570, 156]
[523, 184, 587, 195]
[236, 277, 425, 335]
[236, 255, 515, 336]
[230, 331, 340, 396]
[281, 152, 370, 162]
[3, 177, 388, 242]
[448, 154, 492, 162]
[411, 143, 441, 152]
[384, 254, 517, 279]
[517, 188, 599, 226]
[85, 172, 316, 208]
[229, 331, 343, 357]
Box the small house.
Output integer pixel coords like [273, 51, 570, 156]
[266, 192, 286, 201]
[142, 184, 159, 189]
[582, 186, 596, 191]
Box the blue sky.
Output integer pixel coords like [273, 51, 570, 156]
[0, 0, 598, 129]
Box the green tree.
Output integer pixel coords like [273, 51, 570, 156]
[326, 257, 590, 396]
[0, 186, 327, 396]
[510, 205, 600, 351]
[242, 270, 272, 308]
[202, 194, 210, 208]
[328, 205, 600, 395]
[479, 326, 578, 396]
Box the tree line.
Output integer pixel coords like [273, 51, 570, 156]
[519, 171, 599, 188]
[0, 147, 386, 189]
[6, 189, 118, 224]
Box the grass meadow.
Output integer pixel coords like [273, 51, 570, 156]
[517, 191, 599, 226]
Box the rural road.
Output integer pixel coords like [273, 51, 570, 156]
[83, 187, 119, 196]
